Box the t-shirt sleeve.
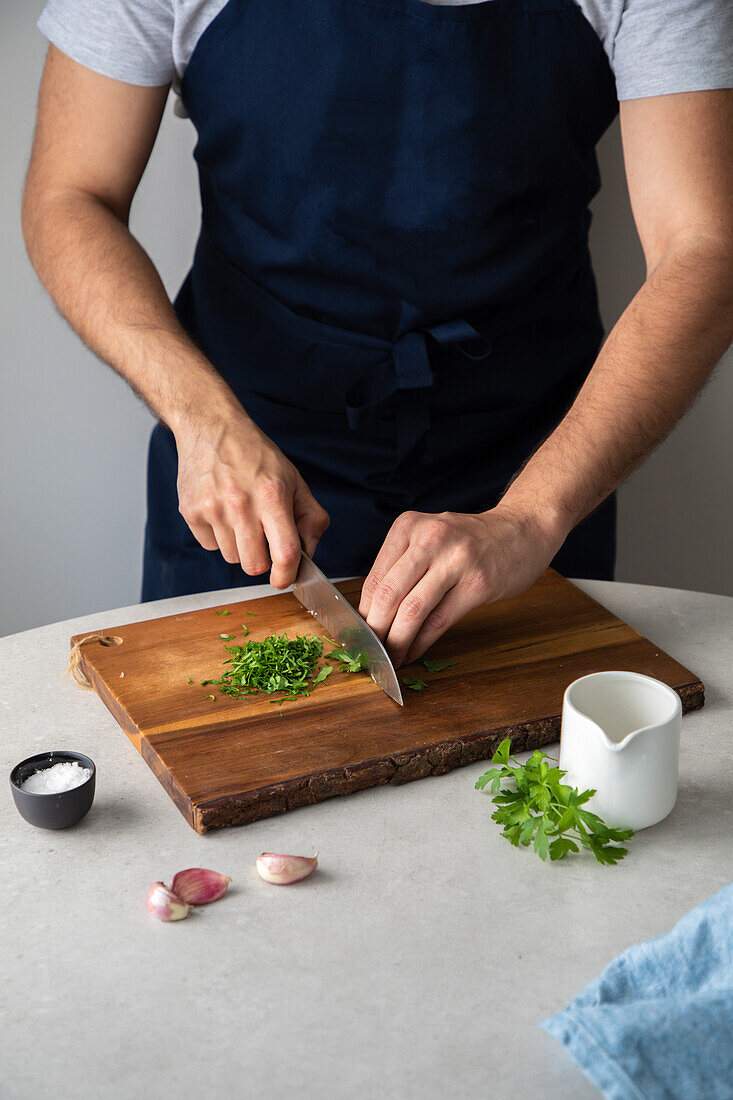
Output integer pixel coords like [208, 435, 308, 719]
[612, 0, 733, 101]
[37, 0, 175, 86]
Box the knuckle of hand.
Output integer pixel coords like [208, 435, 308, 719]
[187, 495, 215, 519]
[223, 490, 249, 517]
[400, 595, 424, 623]
[362, 572, 383, 599]
[203, 497, 224, 521]
[394, 510, 417, 534]
[258, 476, 288, 506]
[375, 581, 400, 609]
[451, 542, 475, 570]
[417, 518, 450, 550]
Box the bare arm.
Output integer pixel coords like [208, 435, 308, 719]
[22, 46, 328, 587]
[498, 90, 733, 536]
[361, 90, 733, 665]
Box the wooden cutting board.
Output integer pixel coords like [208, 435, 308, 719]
[71, 570, 704, 833]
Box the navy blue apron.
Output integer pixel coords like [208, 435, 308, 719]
[142, 0, 619, 601]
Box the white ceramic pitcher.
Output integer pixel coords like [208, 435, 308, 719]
[559, 671, 682, 831]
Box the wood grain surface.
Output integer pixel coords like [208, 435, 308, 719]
[71, 571, 704, 833]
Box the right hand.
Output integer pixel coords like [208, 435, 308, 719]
[175, 409, 330, 589]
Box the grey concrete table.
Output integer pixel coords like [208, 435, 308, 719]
[1, 580, 731, 1099]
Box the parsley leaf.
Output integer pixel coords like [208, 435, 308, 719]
[214, 609, 230, 616]
[402, 677, 428, 692]
[420, 658, 457, 674]
[475, 737, 633, 865]
[326, 648, 367, 673]
[312, 664, 334, 685]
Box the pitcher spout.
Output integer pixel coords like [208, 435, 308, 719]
[559, 671, 682, 831]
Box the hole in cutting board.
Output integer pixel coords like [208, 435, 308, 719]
[99, 636, 123, 647]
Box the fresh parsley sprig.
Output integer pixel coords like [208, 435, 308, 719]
[475, 738, 634, 865]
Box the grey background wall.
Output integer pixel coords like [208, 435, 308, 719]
[1, 2, 731, 637]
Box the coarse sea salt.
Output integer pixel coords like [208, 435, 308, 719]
[22, 761, 91, 794]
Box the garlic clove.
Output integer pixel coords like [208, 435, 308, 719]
[146, 882, 191, 922]
[256, 852, 318, 885]
[171, 867, 231, 905]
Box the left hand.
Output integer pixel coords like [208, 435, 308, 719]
[358, 504, 567, 667]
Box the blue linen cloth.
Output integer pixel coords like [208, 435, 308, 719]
[541, 883, 733, 1099]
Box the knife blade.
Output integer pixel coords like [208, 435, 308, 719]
[292, 553, 403, 706]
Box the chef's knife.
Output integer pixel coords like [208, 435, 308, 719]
[292, 552, 403, 706]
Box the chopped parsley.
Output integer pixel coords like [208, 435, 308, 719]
[203, 633, 327, 700]
[420, 658, 457, 674]
[326, 648, 366, 673]
[402, 677, 428, 692]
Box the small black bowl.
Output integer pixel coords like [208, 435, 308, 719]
[10, 750, 96, 830]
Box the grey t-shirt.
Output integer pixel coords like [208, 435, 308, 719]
[38, 0, 733, 103]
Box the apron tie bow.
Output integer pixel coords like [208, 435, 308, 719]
[346, 317, 492, 459]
